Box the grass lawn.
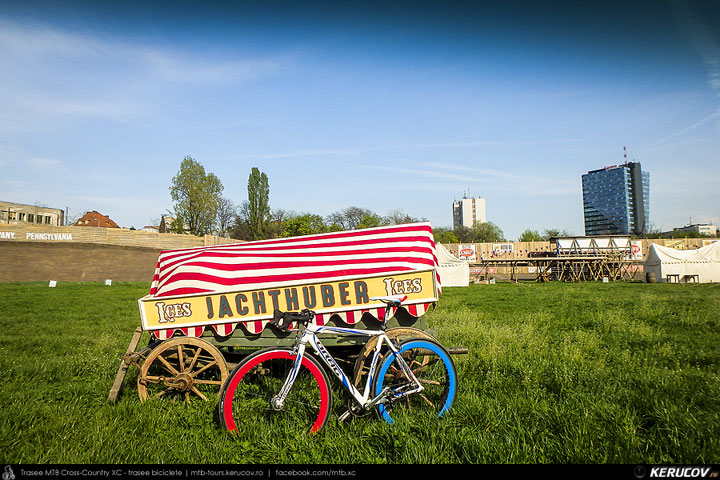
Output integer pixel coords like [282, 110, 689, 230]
[0, 280, 718, 464]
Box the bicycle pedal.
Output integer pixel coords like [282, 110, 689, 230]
[338, 410, 352, 422]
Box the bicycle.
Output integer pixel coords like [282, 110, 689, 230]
[218, 295, 457, 434]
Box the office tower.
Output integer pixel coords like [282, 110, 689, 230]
[582, 161, 650, 236]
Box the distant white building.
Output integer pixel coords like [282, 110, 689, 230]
[669, 223, 718, 237]
[452, 196, 486, 229]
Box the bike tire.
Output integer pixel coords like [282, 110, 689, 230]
[374, 338, 457, 425]
[352, 326, 436, 388]
[219, 347, 333, 435]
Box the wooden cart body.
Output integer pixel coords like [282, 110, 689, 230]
[140, 222, 440, 346]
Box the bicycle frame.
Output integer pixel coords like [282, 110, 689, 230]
[271, 323, 425, 415]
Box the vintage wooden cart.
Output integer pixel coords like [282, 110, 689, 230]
[108, 222, 456, 404]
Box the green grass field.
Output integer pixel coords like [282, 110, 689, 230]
[0, 281, 718, 464]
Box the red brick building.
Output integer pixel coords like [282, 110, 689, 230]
[74, 211, 120, 228]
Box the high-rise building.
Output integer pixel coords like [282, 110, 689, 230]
[582, 161, 650, 236]
[452, 196, 486, 229]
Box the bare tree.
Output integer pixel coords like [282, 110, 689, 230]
[327, 206, 385, 230]
[384, 209, 426, 225]
[215, 197, 237, 238]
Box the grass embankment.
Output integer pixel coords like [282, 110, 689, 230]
[0, 281, 718, 463]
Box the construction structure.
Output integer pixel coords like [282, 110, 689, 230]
[469, 236, 643, 283]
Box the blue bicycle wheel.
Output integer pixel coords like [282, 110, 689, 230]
[375, 339, 457, 424]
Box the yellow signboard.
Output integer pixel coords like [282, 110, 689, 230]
[138, 269, 438, 331]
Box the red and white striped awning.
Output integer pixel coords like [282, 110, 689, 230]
[150, 302, 435, 340]
[147, 223, 440, 339]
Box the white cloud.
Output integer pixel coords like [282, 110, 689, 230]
[0, 145, 65, 172]
[140, 49, 284, 84]
[0, 17, 287, 126]
[16, 96, 144, 121]
[24, 157, 66, 169]
[1, 179, 26, 189]
[345, 160, 577, 197]
[347, 161, 477, 183]
[643, 111, 720, 150]
[238, 148, 361, 160]
[417, 161, 577, 195]
[0, 19, 102, 57]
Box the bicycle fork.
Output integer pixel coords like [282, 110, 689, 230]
[270, 343, 308, 411]
[378, 347, 426, 401]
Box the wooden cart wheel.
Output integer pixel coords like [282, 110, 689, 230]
[352, 327, 436, 387]
[137, 337, 229, 403]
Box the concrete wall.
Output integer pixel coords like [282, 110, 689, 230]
[0, 242, 161, 283]
[0, 224, 243, 283]
[0, 223, 238, 249]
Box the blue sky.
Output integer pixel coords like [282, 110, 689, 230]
[1, 0, 718, 240]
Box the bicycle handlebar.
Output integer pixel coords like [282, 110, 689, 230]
[271, 295, 408, 332]
[271, 309, 315, 332]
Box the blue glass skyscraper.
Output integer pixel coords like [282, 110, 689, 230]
[582, 162, 650, 236]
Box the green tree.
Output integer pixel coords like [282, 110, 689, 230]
[282, 213, 328, 237]
[518, 229, 543, 242]
[433, 227, 459, 244]
[247, 167, 270, 240]
[542, 228, 561, 240]
[470, 221, 505, 243]
[169, 156, 223, 236]
[357, 212, 385, 229]
[673, 230, 702, 238]
[452, 225, 471, 243]
[542, 228, 573, 240]
[327, 206, 387, 230]
[265, 209, 289, 239]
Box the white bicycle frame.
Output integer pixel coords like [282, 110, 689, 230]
[271, 322, 425, 415]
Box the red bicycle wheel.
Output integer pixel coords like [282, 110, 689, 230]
[219, 347, 332, 434]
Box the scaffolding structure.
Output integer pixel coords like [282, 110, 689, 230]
[472, 256, 642, 282]
[471, 236, 642, 283]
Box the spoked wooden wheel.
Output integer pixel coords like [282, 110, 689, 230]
[137, 337, 229, 403]
[352, 327, 435, 387]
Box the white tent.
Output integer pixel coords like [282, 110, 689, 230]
[644, 242, 720, 283]
[436, 243, 470, 287]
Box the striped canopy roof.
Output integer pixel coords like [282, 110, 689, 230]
[144, 223, 439, 339]
[150, 222, 440, 298]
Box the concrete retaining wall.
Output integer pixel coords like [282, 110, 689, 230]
[0, 242, 161, 283]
